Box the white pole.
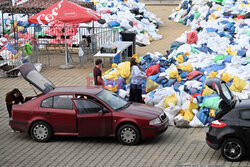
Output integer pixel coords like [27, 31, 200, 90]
[64, 22, 68, 65]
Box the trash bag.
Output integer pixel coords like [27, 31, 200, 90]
[165, 78, 177, 87]
[202, 86, 215, 96]
[187, 31, 198, 44]
[178, 63, 193, 72]
[187, 71, 203, 80]
[187, 99, 198, 111]
[108, 21, 120, 28]
[197, 108, 209, 125]
[105, 70, 120, 81]
[184, 109, 194, 122]
[146, 64, 160, 76]
[230, 76, 247, 92]
[194, 11, 201, 20]
[176, 54, 184, 63]
[146, 78, 159, 93]
[189, 114, 204, 127]
[164, 93, 178, 108]
[169, 70, 181, 82]
[199, 96, 221, 110]
[220, 73, 233, 83]
[118, 61, 130, 78]
[209, 109, 216, 118]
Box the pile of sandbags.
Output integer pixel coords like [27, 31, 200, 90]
[103, 0, 249, 128]
[83, 0, 163, 45]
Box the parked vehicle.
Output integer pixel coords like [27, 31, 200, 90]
[9, 63, 168, 145]
[206, 77, 250, 161]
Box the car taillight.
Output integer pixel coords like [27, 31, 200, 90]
[210, 120, 227, 127]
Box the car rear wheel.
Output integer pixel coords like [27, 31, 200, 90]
[221, 138, 246, 162]
[117, 124, 140, 145]
[30, 121, 52, 142]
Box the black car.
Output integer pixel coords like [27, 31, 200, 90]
[206, 77, 250, 161]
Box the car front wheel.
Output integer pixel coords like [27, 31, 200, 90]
[117, 124, 140, 145]
[221, 138, 246, 162]
[30, 121, 52, 142]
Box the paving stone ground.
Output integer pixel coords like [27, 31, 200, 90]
[1, 5, 250, 167]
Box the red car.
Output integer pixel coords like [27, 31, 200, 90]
[9, 63, 168, 145]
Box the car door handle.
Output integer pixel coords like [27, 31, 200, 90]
[44, 112, 51, 115]
[79, 118, 85, 121]
[242, 127, 250, 130]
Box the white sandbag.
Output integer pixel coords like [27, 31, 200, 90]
[189, 114, 204, 127]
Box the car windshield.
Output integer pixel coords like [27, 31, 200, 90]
[221, 83, 233, 101]
[96, 89, 129, 111]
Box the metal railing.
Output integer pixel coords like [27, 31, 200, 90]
[0, 25, 120, 69]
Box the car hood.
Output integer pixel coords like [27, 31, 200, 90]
[120, 102, 163, 119]
[10, 63, 55, 94]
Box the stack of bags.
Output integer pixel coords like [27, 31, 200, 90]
[103, 0, 249, 128]
[82, 0, 163, 45]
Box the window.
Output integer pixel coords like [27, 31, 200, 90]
[240, 110, 250, 120]
[74, 99, 102, 114]
[53, 95, 73, 110]
[221, 83, 233, 101]
[96, 90, 128, 110]
[26, 70, 55, 93]
[41, 97, 53, 108]
[41, 95, 73, 110]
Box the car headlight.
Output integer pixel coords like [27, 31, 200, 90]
[149, 117, 161, 125]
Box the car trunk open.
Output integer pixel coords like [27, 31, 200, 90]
[205, 77, 237, 119]
[10, 63, 56, 94]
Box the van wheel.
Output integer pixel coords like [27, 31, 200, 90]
[221, 138, 246, 162]
[30, 121, 52, 142]
[117, 124, 140, 145]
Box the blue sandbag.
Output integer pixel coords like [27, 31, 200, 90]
[169, 41, 185, 54]
[148, 72, 160, 82]
[159, 67, 165, 73]
[150, 91, 156, 99]
[206, 28, 218, 33]
[165, 78, 177, 87]
[108, 21, 120, 28]
[184, 56, 189, 62]
[161, 79, 168, 84]
[115, 76, 125, 89]
[192, 75, 203, 81]
[237, 49, 247, 57]
[180, 71, 189, 78]
[207, 116, 215, 124]
[173, 81, 185, 92]
[185, 87, 200, 95]
[203, 62, 225, 74]
[223, 55, 233, 63]
[196, 95, 203, 104]
[197, 108, 210, 125]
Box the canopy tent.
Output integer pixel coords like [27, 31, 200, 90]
[28, 0, 101, 68]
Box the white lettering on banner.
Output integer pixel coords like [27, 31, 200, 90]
[37, 14, 45, 24]
[36, 0, 63, 24]
[45, 14, 54, 23]
[52, 8, 59, 16]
